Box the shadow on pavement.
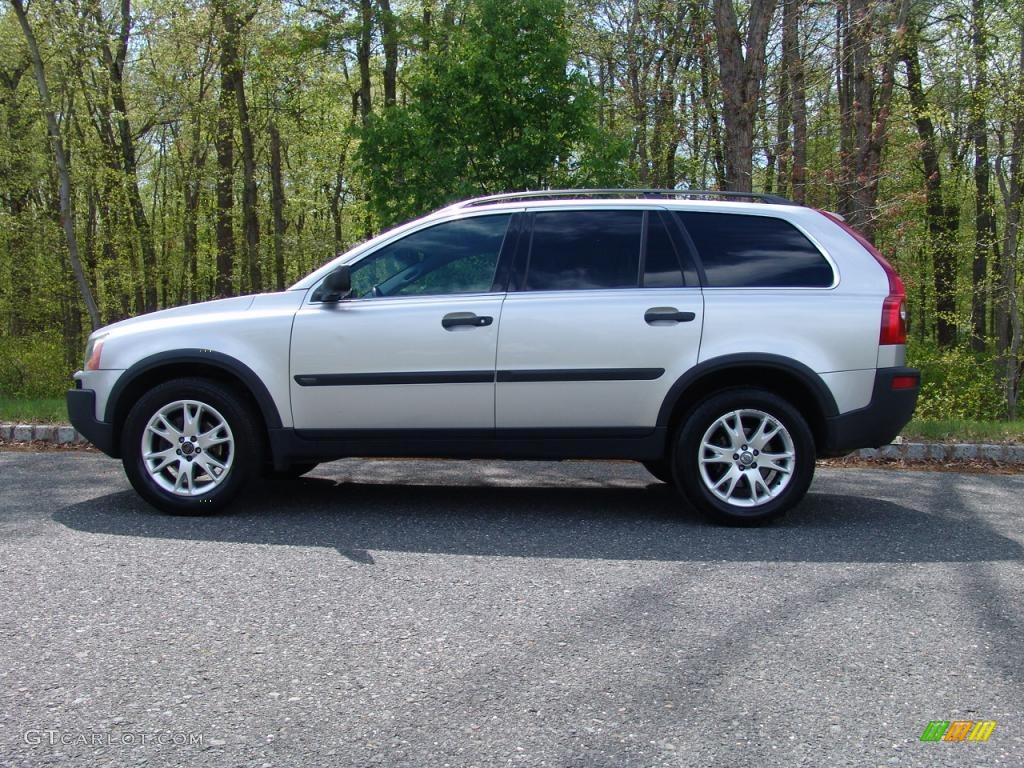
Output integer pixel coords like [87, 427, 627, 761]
[52, 475, 1024, 564]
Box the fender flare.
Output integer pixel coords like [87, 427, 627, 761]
[104, 349, 284, 430]
[656, 353, 839, 427]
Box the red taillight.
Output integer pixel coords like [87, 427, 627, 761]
[818, 210, 907, 345]
[880, 292, 907, 345]
[891, 375, 918, 390]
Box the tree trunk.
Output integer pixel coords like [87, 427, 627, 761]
[358, 0, 373, 124]
[215, 23, 236, 298]
[836, 0, 909, 242]
[378, 0, 398, 108]
[221, 9, 261, 294]
[995, 31, 1024, 419]
[269, 121, 287, 291]
[100, 0, 158, 312]
[694, 6, 725, 188]
[783, 0, 807, 203]
[902, 28, 958, 348]
[970, 0, 997, 352]
[10, 0, 100, 329]
[713, 0, 778, 192]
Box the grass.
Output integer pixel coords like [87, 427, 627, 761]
[902, 418, 1024, 444]
[0, 397, 67, 424]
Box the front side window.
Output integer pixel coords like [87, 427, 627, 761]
[524, 210, 643, 291]
[678, 212, 834, 288]
[349, 214, 511, 298]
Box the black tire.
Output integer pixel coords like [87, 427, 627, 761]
[121, 377, 260, 515]
[642, 460, 674, 484]
[672, 388, 815, 526]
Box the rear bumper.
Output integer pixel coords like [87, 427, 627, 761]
[66, 388, 117, 457]
[821, 367, 920, 456]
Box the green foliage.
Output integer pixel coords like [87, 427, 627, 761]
[0, 333, 73, 399]
[357, 0, 628, 227]
[907, 340, 1007, 421]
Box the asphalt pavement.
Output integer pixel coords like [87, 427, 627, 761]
[1, 451, 1022, 767]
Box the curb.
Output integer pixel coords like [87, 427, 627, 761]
[1, 423, 88, 445]
[2, 422, 1023, 465]
[851, 442, 1024, 464]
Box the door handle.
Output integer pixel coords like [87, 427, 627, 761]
[442, 312, 494, 330]
[645, 307, 696, 324]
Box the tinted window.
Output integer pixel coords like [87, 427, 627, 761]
[644, 212, 685, 287]
[350, 215, 510, 298]
[679, 212, 834, 288]
[525, 210, 642, 291]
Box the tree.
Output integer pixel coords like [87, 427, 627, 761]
[8, 0, 99, 328]
[358, 0, 610, 225]
[901, 16, 958, 347]
[835, 0, 909, 242]
[713, 0, 777, 192]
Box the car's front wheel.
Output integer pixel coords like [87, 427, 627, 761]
[122, 378, 259, 514]
[673, 389, 815, 525]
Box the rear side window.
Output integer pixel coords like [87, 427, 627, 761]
[678, 212, 834, 288]
[525, 210, 642, 291]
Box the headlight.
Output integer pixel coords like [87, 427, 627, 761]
[84, 334, 107, 370]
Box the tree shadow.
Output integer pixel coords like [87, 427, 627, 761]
[52, 475, 1024, 564]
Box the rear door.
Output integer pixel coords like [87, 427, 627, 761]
[495, 207, 703, 431]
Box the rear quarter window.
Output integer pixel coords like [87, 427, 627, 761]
[677, 212, 834, 288]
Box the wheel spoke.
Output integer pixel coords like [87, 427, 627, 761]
[749, 416, 781, 451]
[713, 466, 742, 499]
[196, 453, 226, 479]
[172, 460, 192, 493]
[758, 451, 794, 474]
[700, 443, 733, 464]
[197, 425, 230, 450]
[749, 470, 772, 500]
[147, 414, 180, 442]
[182, 402, 202, 437]
[720, 411, 746, 449]
[144, 447, 177, 473]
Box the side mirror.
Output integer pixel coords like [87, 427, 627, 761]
[311, 265, 352, 303]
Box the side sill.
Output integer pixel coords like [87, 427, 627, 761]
[269, 427, 667, 463]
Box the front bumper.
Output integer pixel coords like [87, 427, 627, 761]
[821, 367, 920, 456]
[66, 388, 117, 457]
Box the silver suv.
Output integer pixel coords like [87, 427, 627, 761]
[67, 190, 919, 524]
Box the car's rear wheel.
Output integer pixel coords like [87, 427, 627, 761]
[673, 388, 815, 525]
[122, 378, 259, 515]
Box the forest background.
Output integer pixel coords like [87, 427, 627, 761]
[1, 0, 1022, 424]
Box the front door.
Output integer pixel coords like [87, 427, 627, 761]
[290, 213, 513, 430]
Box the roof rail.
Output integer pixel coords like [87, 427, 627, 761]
[447, 188, 796, 209]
